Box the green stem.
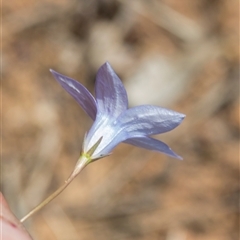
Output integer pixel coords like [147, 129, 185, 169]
[20, 155, 88, 223]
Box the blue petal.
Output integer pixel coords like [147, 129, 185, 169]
[124, 136, 182, 159]
[95, 62, 128, 118]
[86, 105, 185, 158]
[117, 105, 185, 136]
[50, 70, 97, 120]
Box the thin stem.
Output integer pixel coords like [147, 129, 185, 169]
[20, 176, 73, 223]
[20, 155, 88, 223]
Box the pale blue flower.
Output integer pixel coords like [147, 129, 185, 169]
[50, 62, 185, 163]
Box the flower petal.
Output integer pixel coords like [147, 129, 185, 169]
[95, 62, 128, 118]
[124, 136, 182, 159]
[117, 105, 185, 136]
[50, 70, 97, 120]
[86, 106, 185, 159]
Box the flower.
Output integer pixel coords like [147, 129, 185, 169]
[50, 62, 185, 163]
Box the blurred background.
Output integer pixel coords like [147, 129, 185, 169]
[2, 0, 239, 239]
